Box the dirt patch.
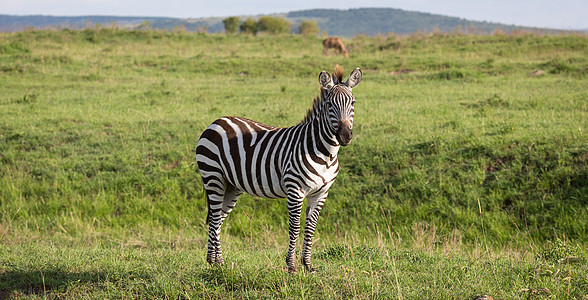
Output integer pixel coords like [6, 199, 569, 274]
[389, 69, 416, 75]
[528, 69, 545, 76]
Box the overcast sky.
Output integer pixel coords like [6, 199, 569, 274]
[2, 0, 587, 30]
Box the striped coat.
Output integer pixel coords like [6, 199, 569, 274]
[196, 66, 362, 272]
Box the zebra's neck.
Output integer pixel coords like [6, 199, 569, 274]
[307, 103, 340, 162]
[296, 95, 340, 164]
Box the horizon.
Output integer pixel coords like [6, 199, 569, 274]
[1, 1, 587, 30]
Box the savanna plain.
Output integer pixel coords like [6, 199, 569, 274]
[0, 28, 587, 299]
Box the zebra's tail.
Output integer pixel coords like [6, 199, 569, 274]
[205, 190, 211, 224]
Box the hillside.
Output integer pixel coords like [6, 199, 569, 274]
[287, 8, 530, 36]
[0, 15, 173, 31]
[0, 8, 557, 36]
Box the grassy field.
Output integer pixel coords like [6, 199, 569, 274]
[1, 29, 587, 298]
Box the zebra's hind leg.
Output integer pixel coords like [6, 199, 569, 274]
[206, 191, 224, 265]
[206, 183, 242, 265]
[300, 192, 328, 272]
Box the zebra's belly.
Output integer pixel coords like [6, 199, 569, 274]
[227, 161, 338, 200]
[225, 165, 288, 199]
[281, 159, 339, 198]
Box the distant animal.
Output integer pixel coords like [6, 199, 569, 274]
[323, 37, 348, 57]
[196, 65, 362, 272]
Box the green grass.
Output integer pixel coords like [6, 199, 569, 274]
[1, 28, 587, 298]
[1, 238, 587, 299]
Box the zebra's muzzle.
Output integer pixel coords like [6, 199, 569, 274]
[336, 122, 353, 146]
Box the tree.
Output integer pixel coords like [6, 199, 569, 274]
[257, 16, 291, 35]
[240, 18, 258, 35]
[223, 17, 240, 34]
[298, 20, 320, 36]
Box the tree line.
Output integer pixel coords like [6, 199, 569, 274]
[223, 16, 320, 36]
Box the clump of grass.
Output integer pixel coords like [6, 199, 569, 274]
[428, 69, 470, 80]
[537, 238, 585, 264]
[540, 57, 587, 76]
[0, 41, 30, 54]
[478, 93, 510, 108]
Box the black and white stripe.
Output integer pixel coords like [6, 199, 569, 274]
[196, 66, 362, 272]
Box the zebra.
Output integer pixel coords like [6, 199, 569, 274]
[196, 65, 362, 272]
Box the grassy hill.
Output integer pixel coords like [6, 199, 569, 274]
[1, 8, 563, 36]
[0, 14, 223, 32]
[287, 8, 533, 36]
[0, 29, 587, 298]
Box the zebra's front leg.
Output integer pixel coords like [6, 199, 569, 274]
[286, 196, 304, 272]
[301, 193, 328, 272]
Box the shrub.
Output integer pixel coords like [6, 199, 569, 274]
[239, 18, 259, 35]
[257, 16, 291, 35]
[298, 20, 320, 36]
[223, 17, 240, 34]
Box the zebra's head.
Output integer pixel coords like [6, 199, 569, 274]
[319, 66, 362, 146]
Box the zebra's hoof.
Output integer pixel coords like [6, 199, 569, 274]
[206, 256, 215, 264]
[206, 254, 224, 266]
[303, 265, 316, 273]
[208, 261, 224, 268]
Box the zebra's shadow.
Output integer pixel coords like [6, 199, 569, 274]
[0, 269, 114, 298]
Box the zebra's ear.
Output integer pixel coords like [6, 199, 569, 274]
[346, 67, 362, 89]
[319, 71, 334, 90]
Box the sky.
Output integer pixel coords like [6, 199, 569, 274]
[1, 0, 587, 30]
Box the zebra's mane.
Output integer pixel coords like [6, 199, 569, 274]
[300, 65, 344, 125]
[333, 64, 343, 83]
[300, 95, 324, 125]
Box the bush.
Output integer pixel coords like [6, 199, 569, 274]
[223, 17, 240, 34]
[298, 20, 320, 36]
[257, 16, 291, 35]
[240, 18, 259, 35]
